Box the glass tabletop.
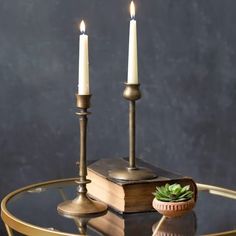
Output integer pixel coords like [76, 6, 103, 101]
[2, 179, 236, 236]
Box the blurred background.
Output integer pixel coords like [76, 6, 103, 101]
[0, 0, 236, 234]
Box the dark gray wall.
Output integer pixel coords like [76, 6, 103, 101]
[0, 0, 236, 232]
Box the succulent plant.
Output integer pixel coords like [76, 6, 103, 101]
[153, 183, 194, 202]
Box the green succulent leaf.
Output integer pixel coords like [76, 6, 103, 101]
[165, 183, 170, 189]
[157, 197, 172, 202]
[181, 185, 190, 193]
[173, 198, 188, 202]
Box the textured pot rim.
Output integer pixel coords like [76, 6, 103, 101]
[153, 197, 195, 205]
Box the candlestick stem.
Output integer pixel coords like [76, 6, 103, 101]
[129, 101, 136, 169]
[79, 109, 87, 180]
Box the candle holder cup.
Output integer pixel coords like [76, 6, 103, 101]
[109, 83, 157, 181]
[57, 94, 107, 217]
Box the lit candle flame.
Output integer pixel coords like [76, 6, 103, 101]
[130, 1, 135, 19]
[80, 20, 86, 34]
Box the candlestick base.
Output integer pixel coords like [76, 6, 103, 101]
[109, 167, 157, 181]
[57, 193, 107, 218]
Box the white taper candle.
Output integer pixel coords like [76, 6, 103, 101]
[127, 1, 138, 84]
[78, 20, 90, 95]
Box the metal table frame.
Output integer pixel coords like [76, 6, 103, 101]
[1, 178, 236, 236]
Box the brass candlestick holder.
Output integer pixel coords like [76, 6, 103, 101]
[109, 83, 157, 181]
[57, 94, 107, 217]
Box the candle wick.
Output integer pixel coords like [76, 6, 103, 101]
[131, 16, 135, 20]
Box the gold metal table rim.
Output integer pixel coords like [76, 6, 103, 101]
[1, 178, 236, 236]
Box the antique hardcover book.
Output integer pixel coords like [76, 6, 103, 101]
[87, 158, 197, 213]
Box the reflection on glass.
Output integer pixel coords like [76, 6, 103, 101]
[27, 187, 46, 193]
[57, 187, 106, 236]
[152, 211, 197, 236]
[74, 217, 89, 236]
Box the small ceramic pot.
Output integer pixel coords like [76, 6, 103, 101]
[152, 198, 195, 218]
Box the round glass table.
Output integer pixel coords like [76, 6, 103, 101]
[1, 178, 236, 236]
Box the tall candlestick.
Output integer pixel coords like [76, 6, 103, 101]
[78, 20, 90, 95]
[108, 2, 157, 181]
[127, 1, 138, 84]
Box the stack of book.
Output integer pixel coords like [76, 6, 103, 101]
[87, 158, 197, 213]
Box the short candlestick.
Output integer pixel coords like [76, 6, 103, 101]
[57, 94, 107, 217]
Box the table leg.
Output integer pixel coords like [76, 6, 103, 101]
[5, 224, 13, 236]
[152, 216, 166, 236]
